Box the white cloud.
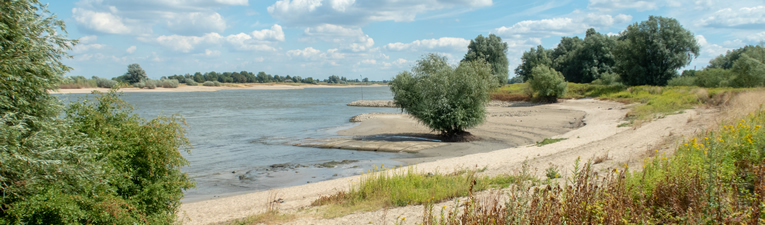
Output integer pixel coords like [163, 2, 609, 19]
[699, 6, 765, 29]
[588, 0, 658, 11]
[695, 35, 729, 57]
[286, 47, 344, 61]
[749, 32, 765, 42]
[155, 33, 223, 52]
[164, 12, 227, 35]
[251, 25, 286, 42]
[382, 58, 412, 69]
[78, 35, 98, 44]
[358, 59, 377, 65]
[126, 46, 137, 53]
[267, 0, 492, 26]
[385, 37, 470, 52]
[495, 18, 588, 39]
[302, 24, 374, 52]
[194, 49, 221, 57]
[72, 8, 131, 34]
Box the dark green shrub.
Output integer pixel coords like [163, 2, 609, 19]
[66, 91, 194, 224]
[390, 54, 495, 138]
[731, 54, 765, 88]
[96, 77, 117, 88]
[528, 65, 567, 102]
[694, 68, 733, 88]
[667, 76, 697, 86]
[591, 72, 621, 86]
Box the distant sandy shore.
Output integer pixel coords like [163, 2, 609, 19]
[49, 84, 384, 94]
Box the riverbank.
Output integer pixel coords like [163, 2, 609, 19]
[49, 83, 387, 94]
[179, 98, 718, 224]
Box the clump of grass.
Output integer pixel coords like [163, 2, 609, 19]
[536, 138, 566, 146]
[228, 192, 296, 225]
[312, 165, 536, 218]
[544, 164, 561, 180]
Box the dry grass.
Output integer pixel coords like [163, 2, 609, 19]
[227, 191, 296, 225]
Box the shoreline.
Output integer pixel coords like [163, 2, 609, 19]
[49, 84, 387, 94]
[183, 98, 697, 224]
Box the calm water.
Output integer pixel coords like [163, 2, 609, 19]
[57, 86, 410, 202]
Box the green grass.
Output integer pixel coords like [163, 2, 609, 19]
[311, 165, 536, 218]
[536, 138, 566, 146]
[494, 83, 744, 124]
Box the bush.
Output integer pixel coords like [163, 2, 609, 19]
[145, 79, 157, 89]
[695, 68, 733, 88]
[390, 54, 495, 138]
[160, 79, 179, 88]
[592, 72, 621, 86]
[133, 81, 146, 89]
[667, 76, 697, 86]
[731, 54, 765, 88]
[528, 65, 567, 102]
[66, 91, 193, 224]
[185, 78, 197, 86]
[96, 77, 117, 88]
[203, 81, 222, 86]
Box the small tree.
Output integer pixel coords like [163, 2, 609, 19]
[528, 65, 567, 102]
[731, 54, 765, 88]
[515, 45, 554, 82]
[390, 54, 495, 139]
[122, 63, 147, 84]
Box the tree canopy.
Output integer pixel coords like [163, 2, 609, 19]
[390, 54, 495, 139]
[614, 16, 700, 86]
[515, 45, 553, 82]
[463, 34, 509, 85]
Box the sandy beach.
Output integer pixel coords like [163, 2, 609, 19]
[49, 84, 381, 94]
[177, 96, 731, 224]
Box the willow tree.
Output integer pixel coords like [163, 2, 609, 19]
[463, 34, 509, 85]
[390, 54, 495, 140]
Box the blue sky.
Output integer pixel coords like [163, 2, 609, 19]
[49, 0, 765, 81]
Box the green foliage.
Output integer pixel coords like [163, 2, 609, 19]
[159, 79, 179, 88]
[0, 0, 75, 120]
[119, 63, 147, 84]
[203, 81, 221, 86]
[591, 72, 621, 86]
[731, 54, 765, 88]
[545, 164, 561, 180]
[185, 78, 197, 86]
[666, 76, 697, 86]
[515, 45, 553, 82]
[614, 16, 700, 86]
[66, 91, 194, 224]
[695, 68, 733, 88]
[144, 79, 157, 89]
[708, 45, 765, 69]
[96, 77, 118, 88]
[390, 54, 496, 137]
[463, 34, 509, 85]
[553, 28, 618, 83]
[528, 65, 568, 102]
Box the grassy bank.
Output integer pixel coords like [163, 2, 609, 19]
[418, 105, 765, 224]
[492, 83, 744, 123]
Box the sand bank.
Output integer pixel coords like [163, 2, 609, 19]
[50, 84, 383, 94]
[185, 99, 701, 224]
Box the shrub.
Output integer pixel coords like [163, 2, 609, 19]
[66, 91, 193, 224]
[695, 68, 733, 88]
[390, 54, 496, 138]
[667, 76, 697, 86]
[160, 79, 179, 88]
[731, 54, 765, 88]
[591, 72, 621, 86]
[528, 65, 567, 102]
[203, 81, 222, 86]
[185, 78, 197, 86]
[213, 81, 221, 86]
[145, 79, 157, 89]
[133, 81, 146, 89]
[96, 77, 117, 88]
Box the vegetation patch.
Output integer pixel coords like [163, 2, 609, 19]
[536, 138, 566, 146]
[311, 165, 536, 218]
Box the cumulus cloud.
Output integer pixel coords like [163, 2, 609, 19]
[384, 37, 470, 52]
[72, 0, 248, 35]
[194, 49, 222, 57]
[748, 32, 765, 42]
[286, 47, 345, 61]
[588, 0, 658, 11]
[164, 12, 227, 35]
[72, 8, 132, 34]
[699, 6, 765, 29]
[695, 35, 729, 57]
[267, 0, 492, 26]
[126, 46, 137, 53]
[152, 25, 285, 52]
[302, 24, 374, 52]
[494, 13, 631, 41]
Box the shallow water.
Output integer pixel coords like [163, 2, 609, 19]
[56, 86, 411, 202]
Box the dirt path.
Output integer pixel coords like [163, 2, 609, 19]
[179, 99, 720, 225]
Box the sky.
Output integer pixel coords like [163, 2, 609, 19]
[47, 0, 765, 81]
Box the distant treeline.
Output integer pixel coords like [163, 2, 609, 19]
[165, 72, 376, 85]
